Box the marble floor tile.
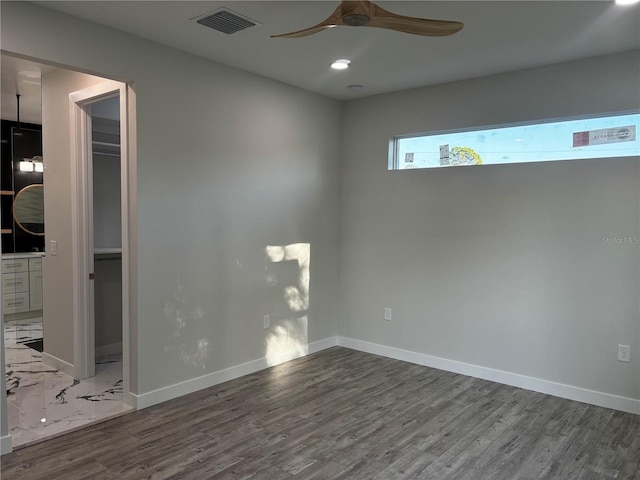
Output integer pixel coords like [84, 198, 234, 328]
[6, 401, 21, 426]
[4, 323, 132, 449]
[3, 317, 43, 344]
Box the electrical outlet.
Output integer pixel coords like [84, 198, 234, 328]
[263, 314, 270, 329]
[384, 307, 392, 321]
[50, 240, 57, 256]
[618, 344, 631, 363]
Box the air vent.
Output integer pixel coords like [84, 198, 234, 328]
[194, 8, 260, 35]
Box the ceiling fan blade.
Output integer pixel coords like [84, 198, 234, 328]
[271, 4, 344, 38]
[271, 24, 337, 39]
[369, 3, 464, 37]
[271, 0, 463, 38]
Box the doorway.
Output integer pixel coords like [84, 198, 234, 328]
[2, 58, 134, 450]
[69, 84, 131, 385]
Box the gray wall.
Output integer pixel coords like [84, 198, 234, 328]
[339, 50, 640, 401]
[2, 2, 342, 395]
[94, 257, 122, 351]
[93, 155, 121, 249]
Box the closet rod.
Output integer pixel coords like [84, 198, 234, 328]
[93, 152, 120, 158]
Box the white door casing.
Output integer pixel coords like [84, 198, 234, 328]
[69, 81, 131, 405]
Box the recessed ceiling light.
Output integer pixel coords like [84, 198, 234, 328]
[348, 84, 364, 91]
[615, 0, 639, 5]
[331, 59, 351, 70]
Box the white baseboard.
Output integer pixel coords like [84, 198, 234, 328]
[122, 391, 137, 409]
[131, 336, 338, 410]
[41, 351, 75, 378]
[337, 337, 640, 415]
[96, 342, 122, 359]
[124, 334, 639, 415]
[1, 434, 12, 455]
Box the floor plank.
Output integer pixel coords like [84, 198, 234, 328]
[1, 347, 638, 480]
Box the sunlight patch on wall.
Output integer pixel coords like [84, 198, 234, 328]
[163, 280, 211, 370]
[265, 316, 309, 366]
[265, 243, 310, 312]
[264, 243, 310, 366]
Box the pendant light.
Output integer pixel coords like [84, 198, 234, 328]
[15, 93, 45, 173]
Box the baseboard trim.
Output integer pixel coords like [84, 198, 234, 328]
[124, 335, 639, 415]
[337, 337, 640, 415]
[131, 336, 338, 410]
[122, 391, 137, 409]
[1, 434, 12, 455]
[41, 351, 75, 378]
[96, 342, 122, 359]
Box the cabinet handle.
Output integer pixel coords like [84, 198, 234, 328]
[3, 264, 26, 271]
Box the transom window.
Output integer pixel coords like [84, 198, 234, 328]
[390, 112, 639, 170]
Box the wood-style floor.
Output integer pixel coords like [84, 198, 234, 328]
[1, 347, 638, 480]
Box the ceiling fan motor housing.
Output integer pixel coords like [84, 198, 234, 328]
[343, 13, 370, 26]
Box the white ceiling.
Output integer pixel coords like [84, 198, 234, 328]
[1, 56, 56, 124]
[2, 1, 640, 123]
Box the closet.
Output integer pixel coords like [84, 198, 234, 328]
[91, 98, 122, 358]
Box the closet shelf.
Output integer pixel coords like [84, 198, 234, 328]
[92, 140, 120, 157]
[94, 247, 122, 255]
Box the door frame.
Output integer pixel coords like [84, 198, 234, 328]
[69, 81, 131, 402]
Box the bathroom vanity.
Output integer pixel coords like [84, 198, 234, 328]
[2, 252, 44, 316]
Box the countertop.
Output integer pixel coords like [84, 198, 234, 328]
[2, 252, 46, 259]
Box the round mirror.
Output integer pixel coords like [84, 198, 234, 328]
[13, 184, 44, 236]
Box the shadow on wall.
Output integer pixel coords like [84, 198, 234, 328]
[264, 243, 310, 367]
[161, 242, 310, 370]
[163, 280, 210, 370]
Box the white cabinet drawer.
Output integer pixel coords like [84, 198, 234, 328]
[29, 270, 43, 311]
[29, 257, 42, 271]
[2, 271, 29, 293]
[2, 258, 29, 274]
[3, 291, 30, 314]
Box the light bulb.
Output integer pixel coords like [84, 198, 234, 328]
[19, 161, 34, 172]
[331, 59, 351, 70]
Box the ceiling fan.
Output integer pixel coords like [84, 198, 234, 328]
[271, 0, 464, 38]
